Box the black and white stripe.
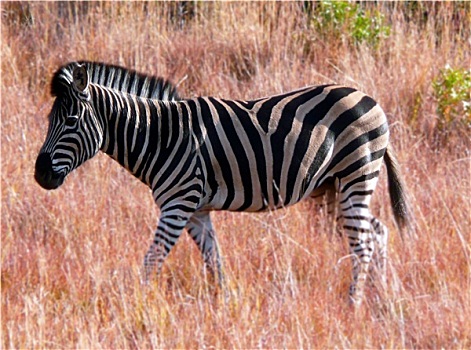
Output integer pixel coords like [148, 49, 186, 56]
[35, 61, 410, 305]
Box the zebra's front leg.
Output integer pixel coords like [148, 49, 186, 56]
[186, 211, 223, 285]
[143, 211, 192, 283]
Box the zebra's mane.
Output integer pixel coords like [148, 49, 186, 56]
[50, 61, 179, 101]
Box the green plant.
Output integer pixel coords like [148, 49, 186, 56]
[309, 1, 391, 46]
[432, 65, 471, 131]
[351, 7, 390, 45]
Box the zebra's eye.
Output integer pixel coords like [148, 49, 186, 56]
[64, 115, 79, 127]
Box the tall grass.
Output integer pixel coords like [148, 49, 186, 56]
[2, 2, 470, 348]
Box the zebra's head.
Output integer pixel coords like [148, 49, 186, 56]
[35, 63, 102, 190]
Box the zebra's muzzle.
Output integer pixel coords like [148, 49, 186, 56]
[34, 153, 65, 190]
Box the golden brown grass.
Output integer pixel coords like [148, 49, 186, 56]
[2, 2, 470, 348]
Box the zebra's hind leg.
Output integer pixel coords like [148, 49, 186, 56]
[186, 211, 224, 285]
[370, 216, 389, 287]
[309, 183, 341, 238]
[341, 204, 376, 306]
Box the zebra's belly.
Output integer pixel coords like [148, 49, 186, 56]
[203, 172, 329, 213]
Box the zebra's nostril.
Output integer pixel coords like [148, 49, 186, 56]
[35, 153, 53, 174]
[34, 153, 64, 190]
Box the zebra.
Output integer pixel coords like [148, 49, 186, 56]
[35, 61, 410, 305]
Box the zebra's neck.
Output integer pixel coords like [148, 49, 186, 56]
[93, 85, 193, 187]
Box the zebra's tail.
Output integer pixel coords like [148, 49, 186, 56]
[384, 146, 412, 235]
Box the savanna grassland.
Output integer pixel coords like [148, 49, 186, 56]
[1, 2, 470, 348]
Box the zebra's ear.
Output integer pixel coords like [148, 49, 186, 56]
[72, 65, 89, 93]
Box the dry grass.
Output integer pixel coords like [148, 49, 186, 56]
[1, 2, 470, 348]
